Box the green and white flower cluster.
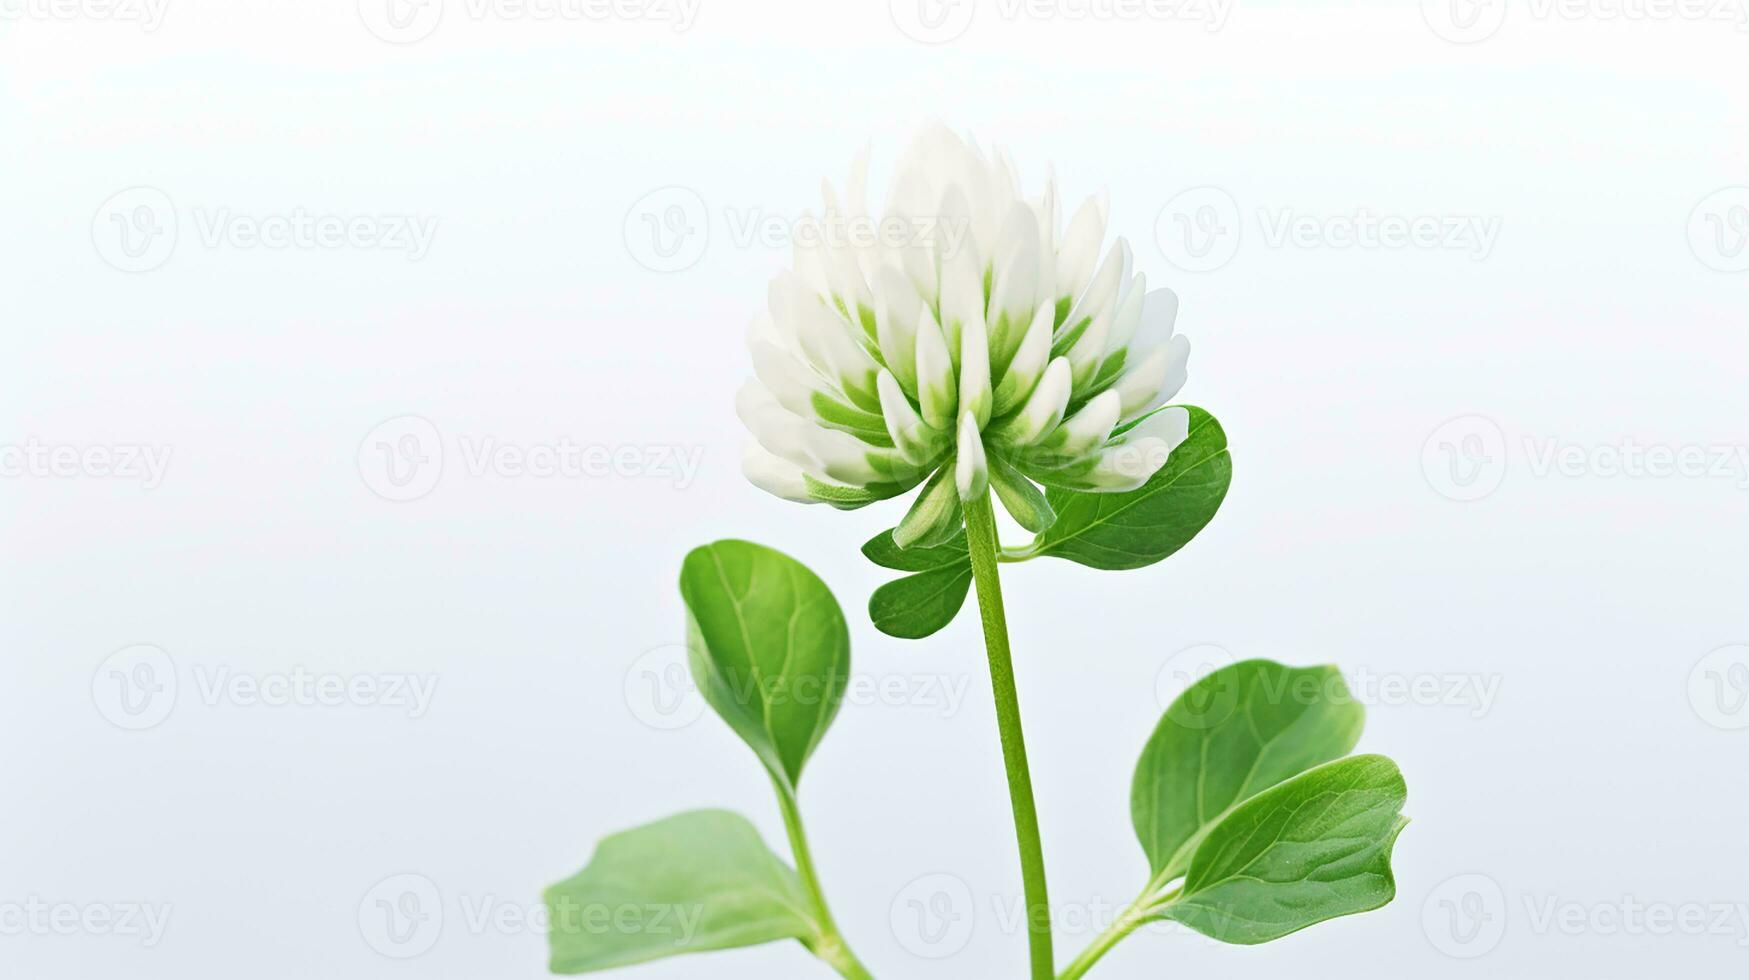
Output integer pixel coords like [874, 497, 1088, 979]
[739, 126, 1193, 547]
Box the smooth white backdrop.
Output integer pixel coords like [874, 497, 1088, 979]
[3, 1, 1747, 977]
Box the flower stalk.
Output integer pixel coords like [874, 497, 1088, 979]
[772, 776, 875, 980]
[963, 491, 1054, 980]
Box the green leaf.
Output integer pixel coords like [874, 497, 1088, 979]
[1026, 406, 1231, 570]
[861, 528, 967, 571]
[680, 541, 850, 790]
[862, 528, 973, 639]
[545, 810, 818, 974]
[1152, 755, 1409, 945]
[1132, 660, 1365, 882]
[869, 566, 974, 639]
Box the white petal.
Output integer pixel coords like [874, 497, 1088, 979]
[1131, 288, 1181, 353]
[1055, 192, 1107, 304]
[750, 338, 828, 419]
[741, 442, 813, 503]
[736, 382, 891, 487]
[873, 264, 924, 395]
[846, 143, 871, 219]
[736, 381, 818, 469]
[1120, 405, 1192, 452]
[992, 357, 1071, 447]
[790, 294, 881, 407]
[1111, 343, 1170, 419]
[1119, 334, 1191, 420]
[878, 369, 943, 464]
[959, 309, 993, 428]
[987, 202, 1041, 361]
[1066, 303, 1112, 391]
[956, 412, 989, 501]
[1048, 389, 1121, 458]
[1062, 237, 1130, 339]
[936, 196, 984, 360]
[993, 300, 1053, 416]
[893, 461, 961, 549]
[1104, 272, 1148, 354]
[914, 305, 957, 430]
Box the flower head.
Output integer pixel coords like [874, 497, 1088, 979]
[739, 125, 1193, 547]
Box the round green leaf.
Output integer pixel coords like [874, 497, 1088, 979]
[680, 540, 850, 790]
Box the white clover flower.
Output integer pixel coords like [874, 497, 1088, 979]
[739, 125, 1193, 548]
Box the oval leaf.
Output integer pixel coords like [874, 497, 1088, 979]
[862, 528, 975, 639]
[680, 541, 850, 789]
[869, 566, 974, 639]
[861, 528, 968, 571]
[1132, 659, 1365, 882]
[545, 810, 817, 973]
[1028, 406, 1231, 570]
[1153, 755, 1409, 945]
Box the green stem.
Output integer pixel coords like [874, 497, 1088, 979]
[963, 491, 1055, 980]
[772, 777, 875, 980]
[1056, 894, 1165, 980]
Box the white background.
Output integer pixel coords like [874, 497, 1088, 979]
[3, 0, 1748, 977]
